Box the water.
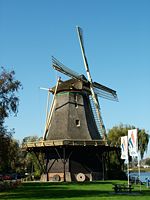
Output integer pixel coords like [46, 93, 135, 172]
[130, 171, 150, 183]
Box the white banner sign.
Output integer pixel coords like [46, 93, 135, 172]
[128, 129, 138, 157]
[121, 136, 128, 160]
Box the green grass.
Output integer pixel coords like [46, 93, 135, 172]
[0, 180, 150, 200]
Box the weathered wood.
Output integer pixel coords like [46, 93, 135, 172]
[22, 139, 107, 149]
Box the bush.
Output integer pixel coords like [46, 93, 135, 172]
[0, 180, 21, 191]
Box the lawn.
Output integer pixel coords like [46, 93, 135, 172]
[0, 180, 150, 200]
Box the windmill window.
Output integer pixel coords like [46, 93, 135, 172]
[75, 95, 78, 102]
[75, 102, 78, 108]
[74, 94, 78, 108]
[76, 119, 80, 127]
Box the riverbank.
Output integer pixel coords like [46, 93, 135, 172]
[130, 168, 150, 173]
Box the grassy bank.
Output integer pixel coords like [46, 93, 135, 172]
[0, 180, 150, 200]
[130, 168, 150, 172]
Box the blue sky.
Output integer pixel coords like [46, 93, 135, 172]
[0, 0, 150, 157]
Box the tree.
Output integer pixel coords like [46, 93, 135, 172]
[107, 123, 149, 159]
[145, 158, 150, 166]
[8, 138, 21, 172]
[22, 136, 45, 179]
[0, 67, 22, 173]
[0, 67, 22, 120]
[138, 129, 149, 159]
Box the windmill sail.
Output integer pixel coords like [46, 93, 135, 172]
[50, 27, 118, 140]
[52, 56, 82, 80]
[89, 95, 104, 137]
[76, 26, 107, 140]
[52, 57, 118, 102]
[93, 82, 118, 101]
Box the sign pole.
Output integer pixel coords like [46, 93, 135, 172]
[121, 136, 129, 186]
[138, 153, 141, 191]
[127, 156, 130, 186]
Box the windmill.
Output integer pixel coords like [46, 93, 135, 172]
[43, 26, 118, 141]
[24, 27, 119, 182]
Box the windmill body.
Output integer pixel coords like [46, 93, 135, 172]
[46, 78, 101, 141]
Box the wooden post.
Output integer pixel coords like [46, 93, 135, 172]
[102, 153, 105, 181]
[46, 152, 49, 181]
[63, 147, 66, 182]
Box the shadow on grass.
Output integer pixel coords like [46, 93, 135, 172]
[1, 182, 150, 199]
